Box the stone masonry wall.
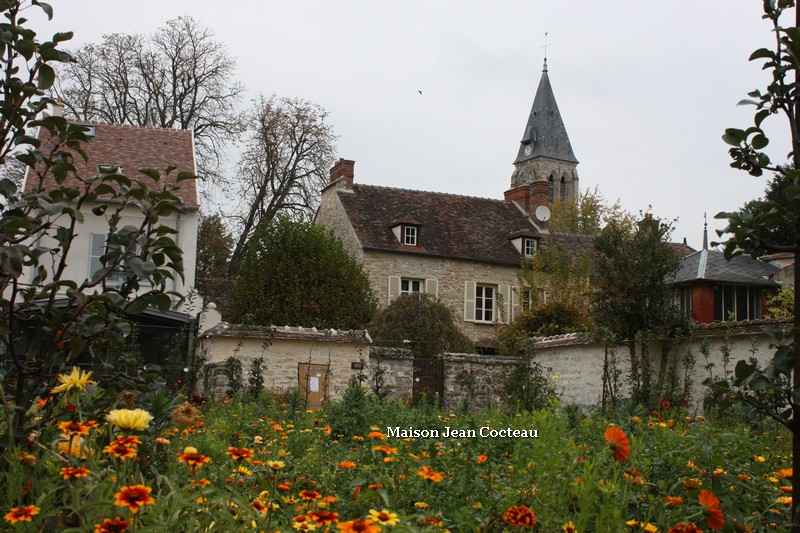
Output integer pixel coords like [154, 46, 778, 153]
[367, 347, 414, 402]
[362, 250, 520, 343]
[443, 353, 519, 410]
[314, 186, 364, 263]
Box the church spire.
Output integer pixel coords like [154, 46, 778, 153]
[514, 60, 577, 165]
[509, 58, 579, 203]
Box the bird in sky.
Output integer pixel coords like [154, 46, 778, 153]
[418, 90, 422, 95]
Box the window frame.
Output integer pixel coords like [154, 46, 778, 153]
[523, 237, 537, 257]
[403, 225, 417, 246]
[400, 278, 423, 295]
[475, 284, 495, 323]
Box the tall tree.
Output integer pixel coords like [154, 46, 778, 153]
[716, 2, 800, 529]
[53, 16, 246, 185]
[196, 213, 233, 279]
[734, 168, 796, 256]
[226, 96, 336, 277]
[548, 186, 634, 236]
[231, 216, 375, 329]
[592, 216, 681, 406]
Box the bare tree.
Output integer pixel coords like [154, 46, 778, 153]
[53, 16, 246, 185]
[227, 95, 337, 277]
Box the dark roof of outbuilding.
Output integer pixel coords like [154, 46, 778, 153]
[336, 184, 544, 266]
[669, 249, 780, 287]
[24, 122, 199, 209]
[514, 60, 578, 165]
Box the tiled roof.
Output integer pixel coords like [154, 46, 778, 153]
[669, 249, 780, 287]
[336, 184, 544, 265]
[24, 122, 198, 209]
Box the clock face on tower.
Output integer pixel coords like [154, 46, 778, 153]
[524, 145, 532, 156]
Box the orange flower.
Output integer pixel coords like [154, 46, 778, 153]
[604, 426, 630, 463]
[226, 446, 254, 462]
[309, 510, 339, 526]
[4, 505, 40, 524]
[278, 482, 292, 491]
[178, 446, 212, 471]
[667, 524, 703, 533]
[94, 516, 130, 532]
[372, 444, 398, 456]
[103, 436, 140, 460]
[250, 499, 268, 515]
[368, 431, 385, 439]
[699, 489, 725, 531]
[300, 490, 321, 501]
[777, 468, 793, 479]
[477, 454, 489, 463]
[417, 465, 444, 482]
[58, 420, 95, 436]
[114, 485, 155, 514]
[338, 461, 357, 469]
[664, 496, 684, 507]
[337, 519, 382, 532]
[503, 505, 537, 528]
[60, 466, 90, 480]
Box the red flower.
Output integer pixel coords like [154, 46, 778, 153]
[699, 489, 725, 531]
[114, 485, 155, 514]
[503, 505, 537, 528]
[94, 516, 130, 532]
[604, 426, 630, 463]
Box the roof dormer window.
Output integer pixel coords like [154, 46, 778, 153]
[523, 237, 537, 257]
[403, 225, 417, 246]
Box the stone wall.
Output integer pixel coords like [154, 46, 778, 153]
[443, 353, 519, 410]
[314, 185, 365, 263]
[200, 323, 370, 400]
[367, 347, 413, 402]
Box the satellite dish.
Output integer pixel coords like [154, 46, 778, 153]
[535, 205, 551, 222]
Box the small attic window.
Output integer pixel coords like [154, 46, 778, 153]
[403, 225, 417, 246]
[523, 238, 537, 257]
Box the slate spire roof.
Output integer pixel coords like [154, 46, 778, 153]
[669, 249, 780, 287]
[514, 59, 578, 165]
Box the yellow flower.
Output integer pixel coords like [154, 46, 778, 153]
[106, 409, 153, 431]
[755, 455, 767, 463]
[278, 449, 292, 457]
[267, 460, 285, 470]
[414, 501, 428, 509]
[368, 509, 400, 526]
[626, 520, 639, 528]
[473, 502, 483, 510]
[236, 466, 253, 476]
[51, 367, 96, 395]
[632, 416, 642, 424]
[643, 523, 658, 532]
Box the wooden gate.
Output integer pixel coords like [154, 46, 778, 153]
[298, 363, 329, 410]
[412, 358, 444, 406]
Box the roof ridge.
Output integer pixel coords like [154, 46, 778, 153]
[68, 121, 193, 134]
[353, 183, 506, 203]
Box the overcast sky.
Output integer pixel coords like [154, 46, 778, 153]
[31, 1, 789, 250]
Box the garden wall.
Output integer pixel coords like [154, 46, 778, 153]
[366, 347, 414, 402]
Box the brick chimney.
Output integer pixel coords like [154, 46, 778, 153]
[329, 158, 355, 188]
[504, 178, 550, 226]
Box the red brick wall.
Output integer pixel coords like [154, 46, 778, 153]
[691, 282, 715, 324]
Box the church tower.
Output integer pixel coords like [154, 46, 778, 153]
[509, 59, 579, 205]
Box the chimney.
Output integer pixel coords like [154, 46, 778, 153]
[329, 158, 355, 188]
[52, 97, 64, 118]
[504, 178, 551, 226]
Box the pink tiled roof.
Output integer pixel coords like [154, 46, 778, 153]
[24, 122, 199, 209]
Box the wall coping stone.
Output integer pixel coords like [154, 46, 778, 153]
[370, 346, 414, 360]
[443, 353, 520, 365]
[202, 322, 372, 344]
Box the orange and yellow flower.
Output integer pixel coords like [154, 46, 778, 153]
[667, 524, 703, 533]
[371, 444, 398, 456]
[300, 490, 321, 501]
[103, 435, 141, 460]
[60, 466, 91, 480]
[94, 516, 130, 532]
[338, 461, 357, 468]
[368, 509, 399, 526]
[226, 446, 254, 462]
[308, 510, 339, 526]
[4, 505, 40, 524]
[114, 485, 155, 514]
[664, 496, 684, 508]
[178, 446, 211, 471]
[58, 420, 96, 436]
[503, 505, 537, 528]
[604, 426, 630, 463]
[337, 519, 382, 532]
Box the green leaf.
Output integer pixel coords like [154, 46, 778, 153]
[751, 134, 769, 149]
[31, 0, 53, 20]
[52, 31, 72, 43]
[176, 171, 196, 182]
[138, 168, 160, 181]
[16, 37, 33, 60]
[126, 297, 149, 315]
[749, 47, 775, 61]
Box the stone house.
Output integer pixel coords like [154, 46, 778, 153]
[315, 61, 582, 348]
[199, 323, 370, 406]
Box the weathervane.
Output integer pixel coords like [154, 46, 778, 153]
[541, 31, 551, 71]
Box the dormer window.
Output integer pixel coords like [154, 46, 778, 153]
[403, 225, 417, 246]
[523, 238, 537, 257]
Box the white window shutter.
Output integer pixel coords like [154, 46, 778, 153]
[511, 286, 520, 321]
[498, 284, 511, 324]
[425, 278, 438, 299]
[387, 276, 400, 304]
[88, 233, 105, 280]
[464, 281, 476, 322]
